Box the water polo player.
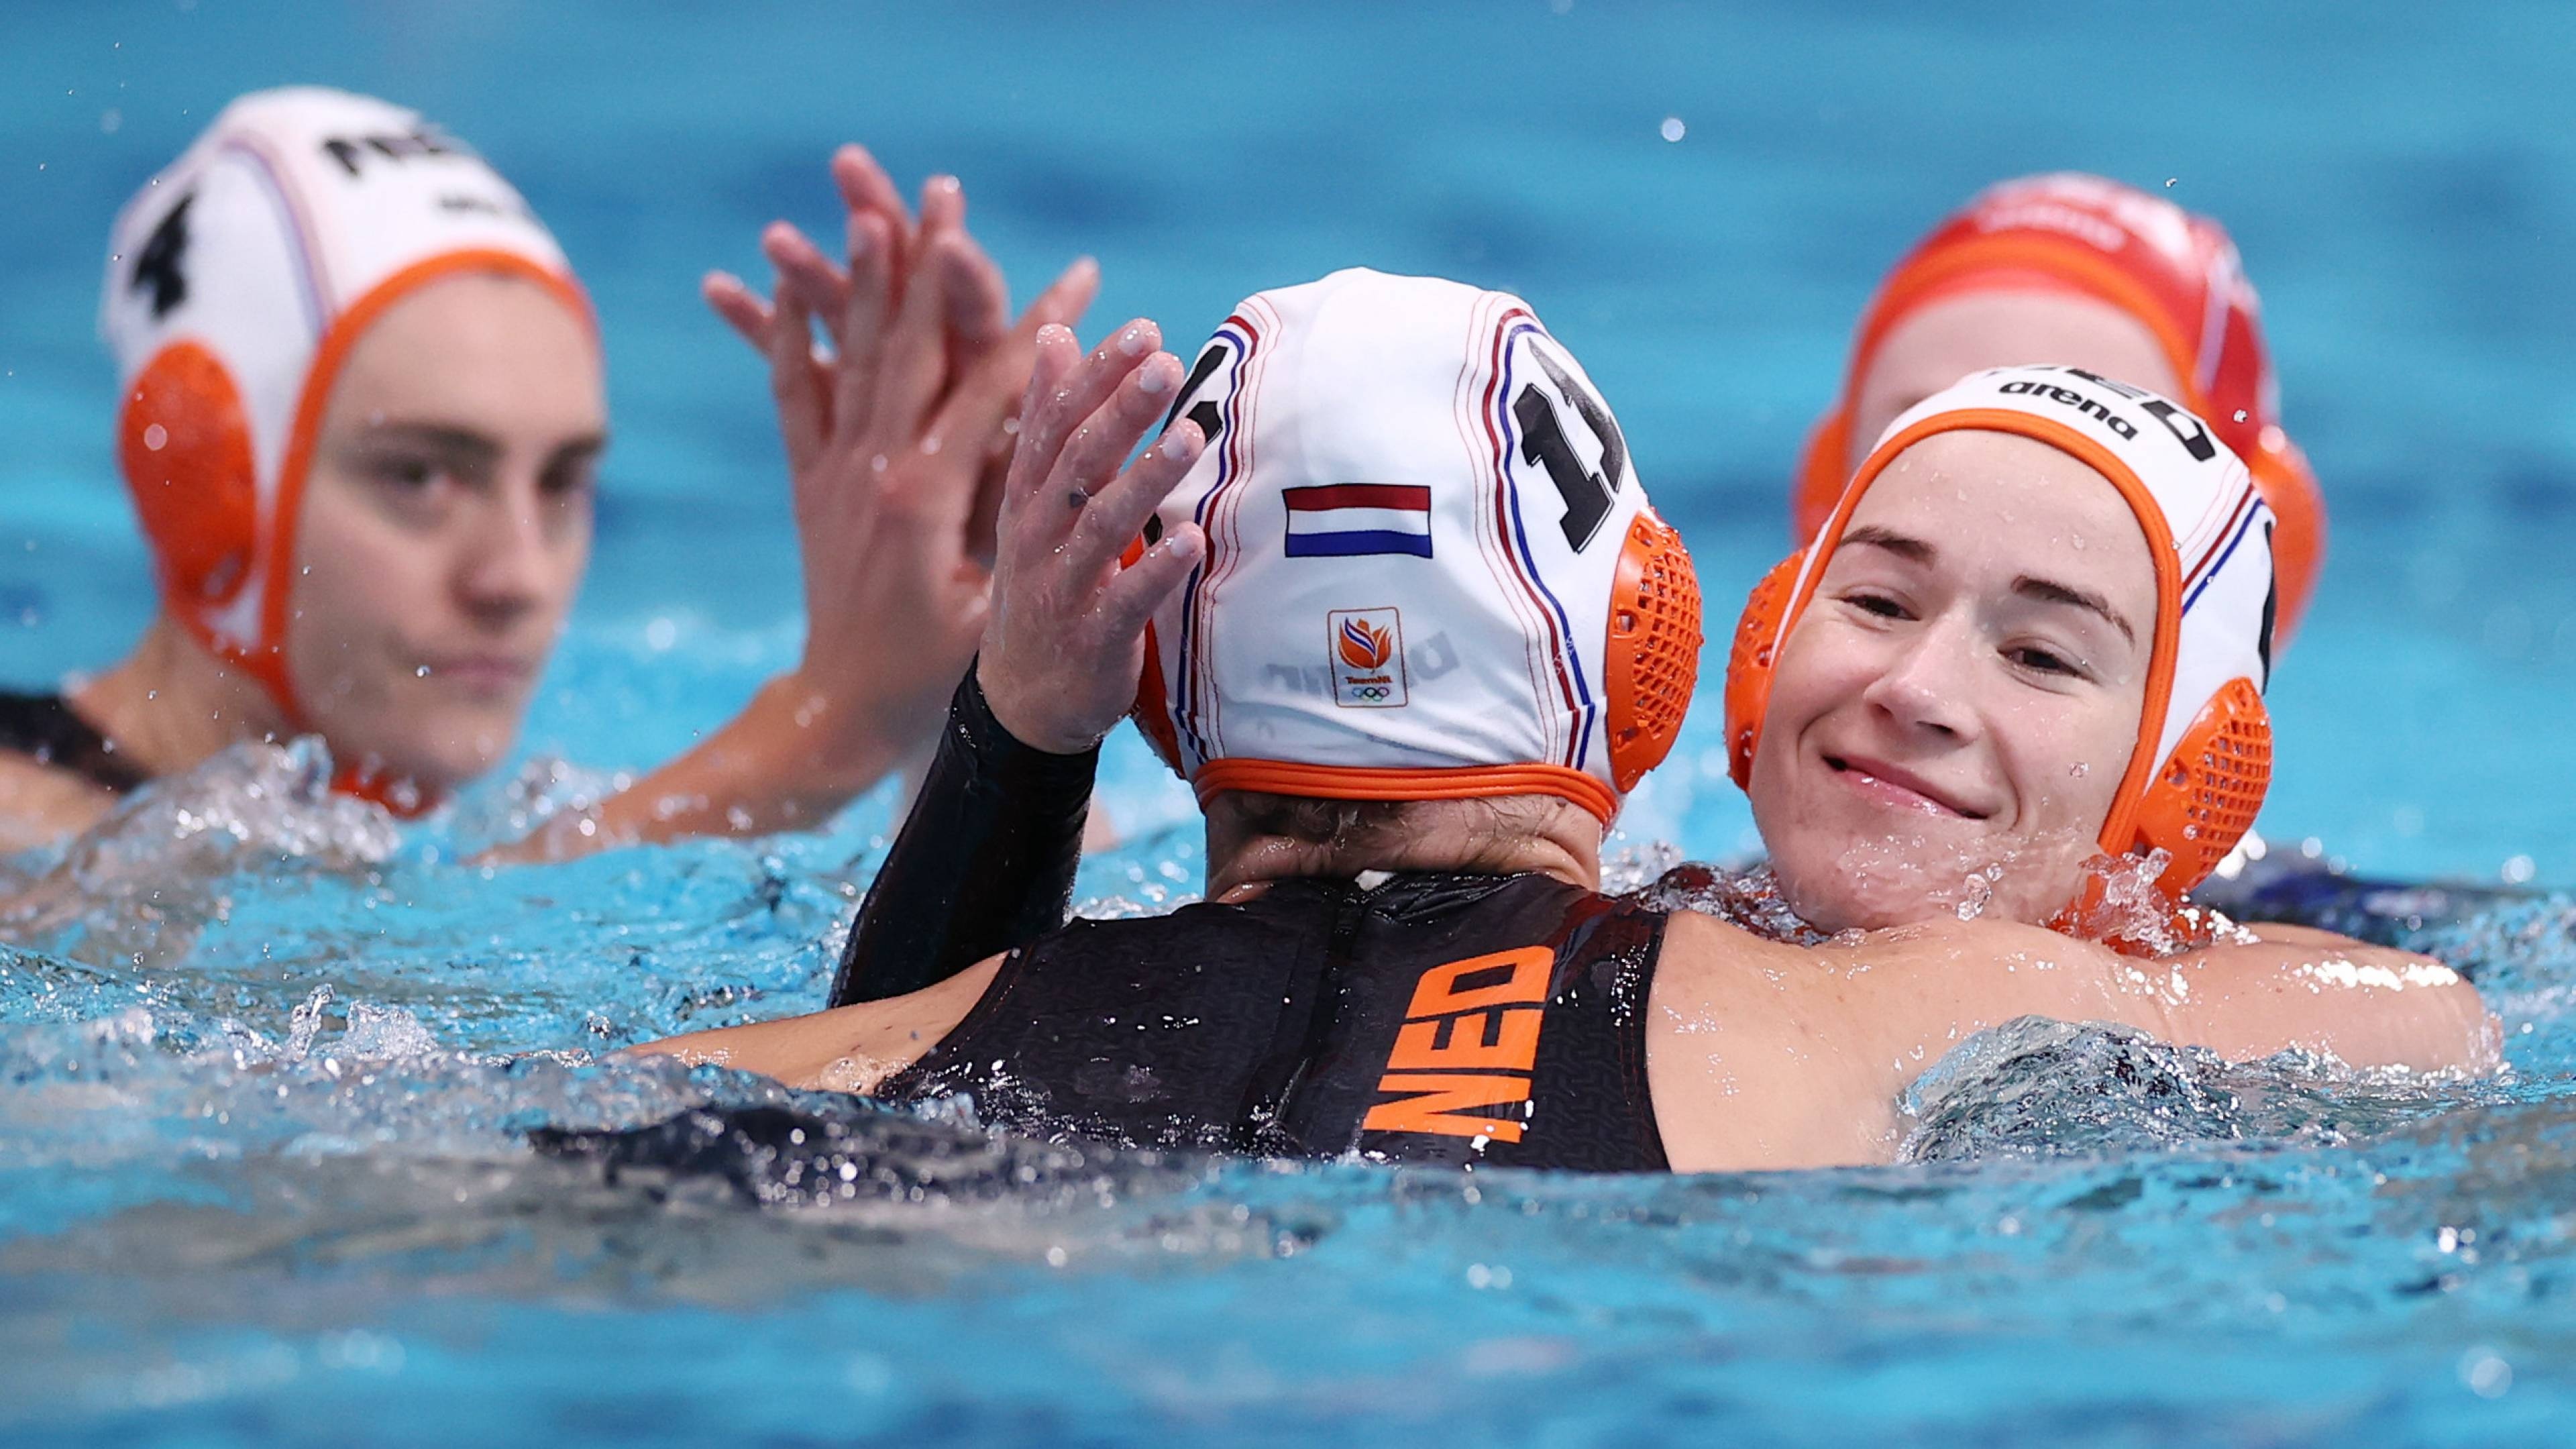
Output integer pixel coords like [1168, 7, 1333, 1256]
[0, 87, 1088, 855]
[826, 362, 2318, 999]
[1732, 362, 2284, 944]
[621, 271, 2491, 1173]
[1799, 173, 2326, 643]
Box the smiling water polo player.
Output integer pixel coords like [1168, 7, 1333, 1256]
[619, 272, 2492, 1174]
[1733, 362, 2285, 947]
[0, 88, 1086, 857]
[1799, 173, 2326, 643]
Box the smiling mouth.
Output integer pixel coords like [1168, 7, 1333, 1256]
[1823, 755, 1988, 820]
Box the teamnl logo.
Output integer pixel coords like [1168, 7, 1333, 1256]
[1327, 608, 1409, 708]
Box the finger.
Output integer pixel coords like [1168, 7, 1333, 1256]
[1009, 319, 1160, 512]
[965, 451, 1008, 568]
[924, 327, 1038, 541]
[1095, 521, 1205, 642]
[702, 270, 773, 350]
[830, 142, 915, 270]
[1071, 413, 1203, 576]
[925, 243, 1029, 449]
[998, 325, 1085, 532]
[915, 173, 965, 239]
[761, 222, 852, 333]
[763, 268, 827, 476]
[871, 226, 969, 441]
[830, 209, 896, 439]
[963, 257, 1104, 559]
[939, 229, 1012, 362]
[1054, 347, 1185, 513]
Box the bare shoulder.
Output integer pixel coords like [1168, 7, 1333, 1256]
[1643, 910, 2139, 1173]
[621, 953, 1004, 1093]
[0, 751, 116, 855]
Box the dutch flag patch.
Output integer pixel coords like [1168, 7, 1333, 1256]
[1282, 484, 1434, 559]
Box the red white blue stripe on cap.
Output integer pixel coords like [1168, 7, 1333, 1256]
[1282, 484, 1434, 558]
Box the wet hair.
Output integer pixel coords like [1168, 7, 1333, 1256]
[1226, 790, 1560, 876]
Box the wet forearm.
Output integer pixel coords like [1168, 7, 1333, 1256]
[492, 674, 911, 861]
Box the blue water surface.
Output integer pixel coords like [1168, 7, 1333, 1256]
[5, 3, 2576, 1444]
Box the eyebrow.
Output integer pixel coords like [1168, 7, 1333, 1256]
[358, 421, 504, 467]
[358, 421, 611, 468]
[1841, 524, 1935, 562]
[2015, 575, 2137, 645]
[1843, 524, 2139, 644]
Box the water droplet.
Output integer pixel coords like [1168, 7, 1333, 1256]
[1952, 871, 1993, 921]
[2461, 1348, 2512, 1399]
[142, 423, 167, 451]
[1659, 117, 1686, 143]
[2164, 177, 2178, 189]
[414, 665, 429, 678]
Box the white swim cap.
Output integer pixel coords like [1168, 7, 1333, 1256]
[99, 87, 585, 724]
[1727, 362, 2278, 896]
[1130, 268, 1703, 824]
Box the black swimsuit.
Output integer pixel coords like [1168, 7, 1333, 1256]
[0, 690, 148, 794]
[547, 672, 1674, 1177]
[876, 871, 1671, 1171]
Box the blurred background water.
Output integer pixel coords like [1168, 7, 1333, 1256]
[4, 3, 2575, 1444]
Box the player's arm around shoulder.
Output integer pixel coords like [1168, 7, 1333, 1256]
[2160, 931, 2498, 1075]
[620, 953, 1004, 1094]
[1643, 911, 2499, 1174]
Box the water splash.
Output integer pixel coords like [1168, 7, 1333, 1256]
[1898, 1014, 2494, 1163]
[1, 739, 398, 969]
[1632, 861, 1831, 943]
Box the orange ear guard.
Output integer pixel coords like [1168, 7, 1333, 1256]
[1128, 513, 1705, 802]
[1603, 509, 1703, 790]
[2129, 676, 2272, 894]
[117, 339, 283, 698]
[1723, 552, 1801, 790]
[1729, 412, 2273, 902]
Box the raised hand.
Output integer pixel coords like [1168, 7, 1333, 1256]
[977, 321, 1208, 754]
[702, 148, 1098, 764]
[498, 148, 1097, 859]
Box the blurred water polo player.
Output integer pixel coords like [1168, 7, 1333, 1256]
[1796, 173, 2326, 643]
[0, 87, 1091, 858]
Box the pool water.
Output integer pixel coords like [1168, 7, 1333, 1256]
[6, 3, 2576, 1444]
